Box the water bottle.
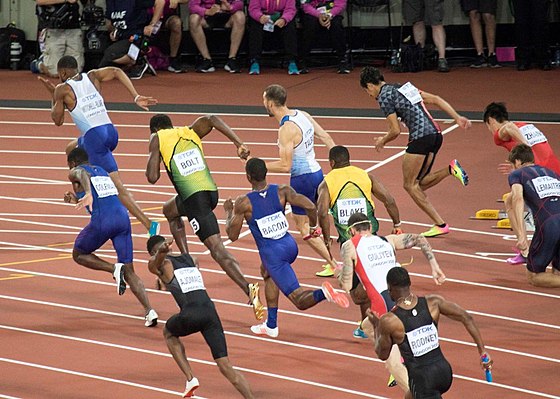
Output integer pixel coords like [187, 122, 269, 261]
[10, 41, 22, 71]
[481, 354, 492, 382]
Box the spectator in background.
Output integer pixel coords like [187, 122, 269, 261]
[99, 0, 157, 79]
[32, 0, 84, 77]
[402, 0, 449, 72]
[247, 0, 299, 75]
[188, 0, 246, 73]
[461, 0, 500, 68]
[149, 0, 188, 73]
[299, 0, 350, 74]
[512, 0, 552, 71]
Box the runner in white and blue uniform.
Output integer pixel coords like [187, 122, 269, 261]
[225, 158, 349, 338]
[65, 147, 157, 327]
[262, 84, 338, 274]
[147, 235, 255, 398]
[43, 55, 159, 235]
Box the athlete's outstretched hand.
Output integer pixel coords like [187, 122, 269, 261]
[38, 76, 56, 95]
[497, 162, 513, 175]
[64, 191, 78, 204]
[157, 239, 173, 255]
[366, 309, 381, 330]
[76, 193, 92, 211]
[432, 266, 446, 286]
[374, 137, 385, 152]
[223, 198, 234, 213]
[134, 95, 158, 111]
[456, 116, 471, 129]
[237, 144, 250, 160]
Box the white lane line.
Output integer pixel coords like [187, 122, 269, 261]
[0, 325, 387, 399]
[0, 394, 22, 399]
[0, 357, 188, 398]
[1, 282, 559, 364]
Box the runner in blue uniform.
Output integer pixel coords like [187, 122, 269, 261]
[369, 267, 492, 399]
[224, 158, 349, 338]
[65, 148, 157, 327]
[147, 236, 255, 398]
[508, 144, 560, 288]
[39, 55, 159, 236]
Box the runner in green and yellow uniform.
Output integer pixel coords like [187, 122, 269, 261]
[146, 113, 264, 321]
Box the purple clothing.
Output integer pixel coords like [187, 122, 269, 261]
[248, 0, 297, 23]
[301, 0, 347, 18]
[189, 0, 244, 18]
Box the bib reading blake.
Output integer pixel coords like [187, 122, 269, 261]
[256, 211, 289, 240]
[337, 198, 367, 225]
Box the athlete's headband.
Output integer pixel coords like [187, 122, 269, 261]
[346, 219, 372, 233]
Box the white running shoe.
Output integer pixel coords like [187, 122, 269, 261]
[183, 376, 200, 398]
[144, 309, 158, 327]
[250, 321, 279, 338]
[113, 263, 126, 295]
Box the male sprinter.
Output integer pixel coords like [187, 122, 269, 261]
[147, 236, 255, 398]
[262, 84, 338, 275]
[225, 158, 349, 338]
[147, 113, 263, 320]
[318, 145, 401, 339]
[360, 66, 471, 237]
[369, 267, 492, 399]
[65, 148, 157, 327]
[39, 55, 160, 236]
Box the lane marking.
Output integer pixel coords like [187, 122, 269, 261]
[0, 255, 72, 267]
[0, 273, 34, 281]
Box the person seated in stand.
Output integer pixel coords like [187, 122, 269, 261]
[188, 0, 246, 73]
[100, 0, 158, 79]
[299, 0, 350, 74]
[247, 0, 299, 75]
[148, 0, 188, 73]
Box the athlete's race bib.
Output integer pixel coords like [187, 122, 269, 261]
[90, 176, 118, 198]
[173, 148, 206, 176]
[406, 322, 440, 357]
[174, 267, 205, 294]
[78, 92, 105, 119]
[256, 211, 289, 240]
[520, 124, 547, 146]
[337, 198, 367, 225]
[356, 237, 397, 292]
[532, 176, 560, 199]
[398, 82, 422, 105]
[302, 128, 314, 154]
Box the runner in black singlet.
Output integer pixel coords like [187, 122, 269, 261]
[369, 267, 492, 399]
[147, 235, 255, 398]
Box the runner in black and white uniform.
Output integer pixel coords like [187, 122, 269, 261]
[147, 235, 255, 398]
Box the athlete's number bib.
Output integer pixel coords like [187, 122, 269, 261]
[79, 92, 105, 119]
[174, 267, 205, 294]
[337, 198, 367, 225]
[532, 176, 560, 199]
[90, 176, 118, 198]
[256, 211, 289, 240]
[173, 148, 206, 176]
[406, 322, 440, 357]
[303, 128, 314, 153]
[398, 82, 422, 105]
[519, 124, 547, 146]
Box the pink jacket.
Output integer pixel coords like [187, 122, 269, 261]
[301, 0, 346, 18]
[189, 0, 244, 18]
[248, 0, 297, 23]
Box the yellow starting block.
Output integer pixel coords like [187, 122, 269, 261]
[496, 192, 510, 203]
[493, 218, 512, 229]
[470, 209, 508, 220]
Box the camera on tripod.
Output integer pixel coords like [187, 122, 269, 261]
[81, 0, 105, 51]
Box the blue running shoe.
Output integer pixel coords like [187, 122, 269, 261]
[149, 221, 160, 237]
[353, 327, 368, 339]
[249, 61, 260, 75]
[449, 159, 469, 186]
[288, 61, 300, 75]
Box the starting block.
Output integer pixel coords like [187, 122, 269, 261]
[493, 218, 512, 229]
[471, 209, 508, 220]
[496, 193, 510, 203]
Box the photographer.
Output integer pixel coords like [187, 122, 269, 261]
[99, 0, 157, 77]
[32, 0, 84, 77]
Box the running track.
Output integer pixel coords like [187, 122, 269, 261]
[0, 105, 559, 399]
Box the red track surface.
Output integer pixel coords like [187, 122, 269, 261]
[1, 69, 560, 399]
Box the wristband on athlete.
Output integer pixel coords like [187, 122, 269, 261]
[303, 226, 321, 241]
